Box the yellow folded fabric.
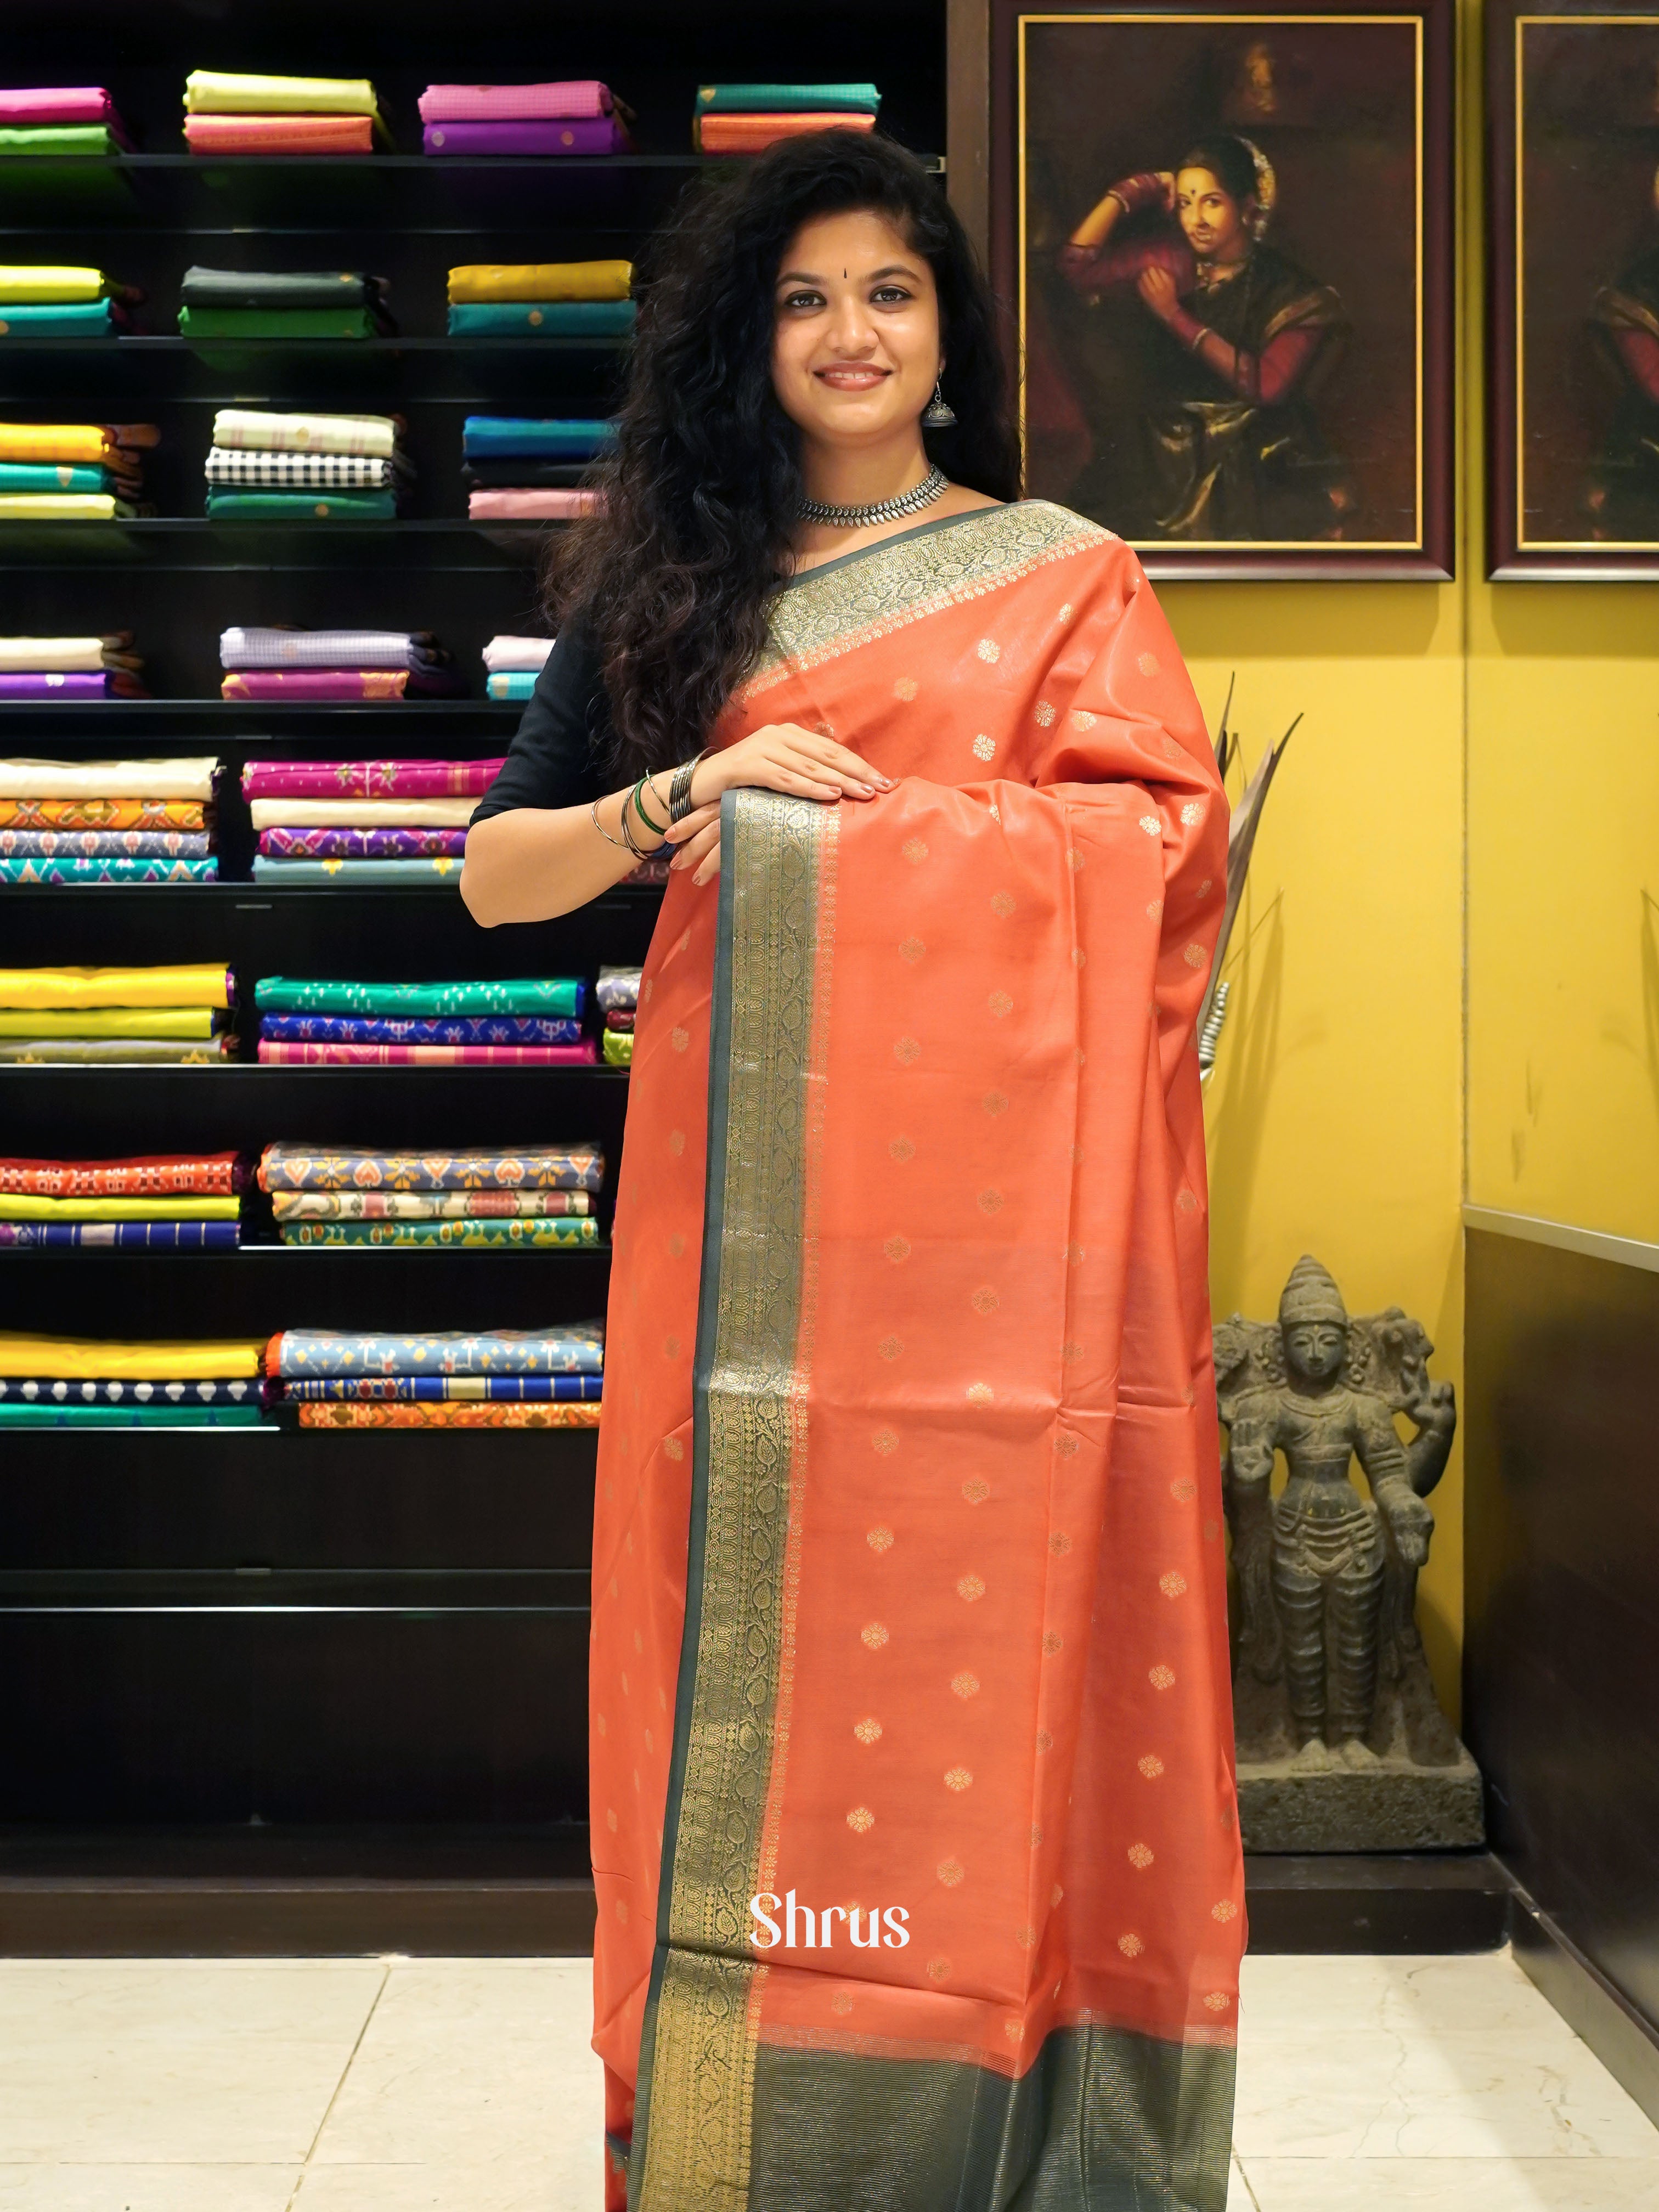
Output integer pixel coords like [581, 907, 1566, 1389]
[0, 965, 232, 1011]
[0, 495, 123, 521]
[0, 426, 116, 465]
[0, 266, 104, 304]
[0, 1333, 263, 1380]
[184, 71, 380, 117]
[0, 758, 216, 798]
[446, 261, 633, 304]
[0, 1194, 240, 1221]
[0, 1008, 216, 1039]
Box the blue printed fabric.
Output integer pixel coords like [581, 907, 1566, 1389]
[259, 1012, 583, 1046]
[0, 1220, 240, 1248]
[279, 1374, 603, 1401]
[271, 1325, 606, 1379]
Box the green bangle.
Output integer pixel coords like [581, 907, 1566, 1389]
[631, 776, 668, 836]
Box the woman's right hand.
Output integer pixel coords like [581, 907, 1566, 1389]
[689, 723, 890, 809]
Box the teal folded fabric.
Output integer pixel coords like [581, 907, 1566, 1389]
[0, 856, 217, 882]
[252, 856, 462, 882]
[0, 463, 112, 492]
[0, 1402, 263, 1426]
[0, 301, 114, 334]
[206, 490, 397, 520]
[487, 671, 537, 700]
[448, 301, 635, 337]
[257, 976, 585, 1015]
[462, 415, 614, 458]
[695, 83, 881, 112]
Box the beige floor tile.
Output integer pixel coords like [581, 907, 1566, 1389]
[1226, 2156, 1260, 2210]
[0, 1961, 385, 2163]
[1239, 2158, 1659, 2210]
[294, 2157, 602, 2210]
[1240, 1950, 1581, 2041]
[308, 1960, 601, 2169]
[0, 2166, 302, 2210]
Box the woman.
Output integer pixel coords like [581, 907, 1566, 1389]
[1059, 133, 1353, 540]
[1585, 169, 1659, 539]
[463, 131, 1241, 2212]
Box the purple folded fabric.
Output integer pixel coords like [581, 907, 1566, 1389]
[0, 87, 119, 127]
[258, 827, 468, 860]
[259, 1011, 584, 1046]
[0, 672, 122, 700]
[422, 118, 628, 157]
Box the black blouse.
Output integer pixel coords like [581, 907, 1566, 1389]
[469, 625, 610, 823]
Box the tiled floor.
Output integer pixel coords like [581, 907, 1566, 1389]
[0, 1947, 1652, 2208]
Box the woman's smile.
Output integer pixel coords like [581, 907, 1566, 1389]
[815, 363, 891, 390]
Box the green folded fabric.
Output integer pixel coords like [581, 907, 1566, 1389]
[281, 1217, 599, 1248]
[448, 301, 635, 338]
[181, 267, 374, 309]
[0, 1403, 263, 1427]
[0, 301, 113, 334]
[205, 489, 397, 520]
[695, 83, 881, 113]
[256, 977, 585, 1016]
[179, 305, 379, 340]
[0, 463, 114, 493]
[0, 127, 119, 156]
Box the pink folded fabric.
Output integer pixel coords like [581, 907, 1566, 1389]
[223, 670, 410, 701]
[422, 119, 627, 157]
[469, 488, 601, 521]
[417, 82, 613, 123]
[242, 758, 505, 799]
[184, 114, 373, 156]
[257, 1040, 599, 1066]
[0, 87, 118, 126]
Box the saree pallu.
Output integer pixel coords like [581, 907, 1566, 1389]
[244, 757, 502, 798]
[0, 1150, 243, 1196]
[0, 856, 216, 882]
[278, 1215, 597, 1247]
[0, 1220, 239, 1249]
[594, 505, 1241, 2212]
[0, 800, 202, 830]
[258, 830, 467, 860]
[270, 1187, 590, 1218]
[268, 1325, 605, 1377]
[256, 976, 584, 1016]
[0, 1374, 259, 1404]
[0, 963, 230, 1009]
[258, 1038, 594, 1065]
[258, 1139, 603, 1193]
[252, 857, 461, 884]
[281, 1373, 602, 1400]
[297, 1399, 600, 1430]
[0, 830, 208, 860]
[258, 1011, 581, 1045]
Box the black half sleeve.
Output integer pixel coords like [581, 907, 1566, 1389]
[469, 624, 612, 822]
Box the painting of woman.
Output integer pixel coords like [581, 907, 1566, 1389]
[1585, 172, 1659, 540]
[1056, 133, 1355, 541]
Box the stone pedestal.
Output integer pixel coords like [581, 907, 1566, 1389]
[1238, 1745, 1485, 1853]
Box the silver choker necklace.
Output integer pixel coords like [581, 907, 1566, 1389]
[798, 464, 947, 530]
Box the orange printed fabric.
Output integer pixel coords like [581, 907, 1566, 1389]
[589, 503, 1242, 2210]
[295, 1400, 600, 1430]
[0, 799, 205, 832]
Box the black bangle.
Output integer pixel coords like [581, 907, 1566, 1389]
[669, 751, 705, 824]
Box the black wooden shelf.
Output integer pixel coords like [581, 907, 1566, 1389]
[0, 518, 573, 572]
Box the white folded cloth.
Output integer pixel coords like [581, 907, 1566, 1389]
[0, 757, 219, 799]
[211, 409, 401, 459]
[220, 627, 432, 672]
[249, 797, 475, 828]
[0, 636, 129, 674]
[482, 635, 556, 673]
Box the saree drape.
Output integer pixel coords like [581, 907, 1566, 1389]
[590, 503, 1242, 2212]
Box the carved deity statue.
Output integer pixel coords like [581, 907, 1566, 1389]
[1215, 1256, 1465, 1785]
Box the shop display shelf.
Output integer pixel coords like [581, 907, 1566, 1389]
[0, 517, 573, 572]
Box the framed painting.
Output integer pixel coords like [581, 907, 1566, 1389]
[988, 0, 1455, 578]
[1488, 2, 1659, 577]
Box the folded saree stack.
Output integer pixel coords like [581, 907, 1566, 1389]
[693, 83, 881, 155]
[0, 1331, 265, 1425]
[0, 87, 134, 158]
[0, 634, 149, 704]
[447, 261, 633, 341]
[265, 1321, 605, 1428]
[0, 263, 139, 338]
[258, 1139, 602, 1248]
[482, 635, 553, 702]
[0, 1148, 246, 1250]
[0, 754, 218, 880]
[254, 976, 595, 1064]
[182, 73, 385, 157]
[596, 966, 639, 1066]
[221, 626, 462, 701]
[206, 410, 408, 522]
[462, 417, 611, 522]
[417, 81, 631, 159]
[0, 962, 234, 1062]
[244, 756, 502, 882]
[0, 420, 157, 521]
[180, 267, 395, 345]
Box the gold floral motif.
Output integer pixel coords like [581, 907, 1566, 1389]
[830, 1990, 854, 2015]
[1198, 877, 1213, 897]
[1212, 1900, 1239, 1922]
[1138, 651, 1161, 677]
[1146, 899, 1164, 922]
[1050, 1532, 1072, 1555]
[956, 1573, 986, 1602]
[966, 1382, 994, 1406]
[951, 1670, 980, 1699]
[645, 1729, 655, 1752]
[970, 1286, 999, 1315]
[1170, 1477, 1198, 1502]
[1176, 1190, 1199, 1213]
[1042, 1630, 1064, 1655]
[1066, 849, 1084, 872]
[1183, 942, 1208, 970]
[670, 1026, 689, 1052]
[847, 1806, 875, 1832]
[668, 1232, 686, 1257]
[1054, 1434, 1080, 1458]
[977, 1189, 1003, 1214]
[883, 1234, 911, 1262]
[1052, 1883, 1065, 1906]
[893, 1036, 921, 1065]
[1180, 800, 1206, 827]
[607, 1808, 619, 1830]
[866, 1525, 894, 1552]
[927, 1957, 952, 1982]
[617, 1898, 629, 1922]
[861, 1622, 889, 1649]
[1149, 1664, 1176, 1690]
[1128, 1842, 1154, 1869]
[1061, 1341, 1084, 1364]
[1160, 1570, 1189, 1599]
[961, 1477, 990, 1504]
[990, 890, 1015, 917]
[972, 735, 996, 760]
[1036, 1729, 1054, 1752]
[937, 1857, 966, 1887]
[889, 1136, 916, 1162]
[1203, 1992, 1233, 2012]
[1034, 700, 1057, 727]
[1139, 814, 1162, 837]
[664, 1336, 681, 1359]
[944, 1766, 973, 1791]
[1118, 1932, 1144, 1957]
[976, 638, 1000, 663]
[1066, 1242, 1086, 1266]
[898, 936, 925, 963]
[1003, 2020, 1024, 2042]
[1138, 1753, 1166, 1780]
[664, 1437, 685, 1462]
[901, 838, 928, 865]
[1016, 1926, 1039, 1949]
[1070, 708, 1097, 729]
[871, 1427, 899, 1456]
[982, 1090, 1009, 1115]
[1072, 947, 1087, 968]
[1030, 1823, 1044, 1847]
[893, 677, 919, 701]
[597, 1713, 607, 1735]
[877, 1335, 904, 1361]
[988, 990, 1013, 1017]
[669, 1130, 686, 1156]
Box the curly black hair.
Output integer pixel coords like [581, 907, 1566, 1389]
[547, 130, 1019, 775]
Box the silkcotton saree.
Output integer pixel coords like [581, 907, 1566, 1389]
[591, 501, 1242, 2212]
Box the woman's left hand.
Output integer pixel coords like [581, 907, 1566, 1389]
[1136, 265, 1181, 321]
[662, 799, 724, 887]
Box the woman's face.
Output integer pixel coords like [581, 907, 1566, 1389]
[771, 208, 942, 452]
[1175, 167, 1251, 261]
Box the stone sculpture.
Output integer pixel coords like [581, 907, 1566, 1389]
[1215, 1256, 1483, 1850]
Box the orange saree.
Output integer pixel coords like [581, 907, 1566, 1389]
[590, 501, 1243, 2211]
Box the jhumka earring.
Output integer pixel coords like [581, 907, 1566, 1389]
[921, 377, 957, 428]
